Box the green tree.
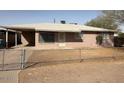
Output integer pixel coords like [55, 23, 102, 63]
[85, 10, 124, 30]
[118, 32, 124, 38]
[96, 35, 103, 45]
[85, 15, 118, 30]
[102, 10, 124, 24]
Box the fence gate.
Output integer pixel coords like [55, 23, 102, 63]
[0, 49, 25, 71]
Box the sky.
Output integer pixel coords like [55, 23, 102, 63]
[0, 10, 101, 25]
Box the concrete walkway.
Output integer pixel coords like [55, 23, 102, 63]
[0, 70, 20, 83]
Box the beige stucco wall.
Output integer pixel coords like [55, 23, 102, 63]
[34, 31, 114, 49]
[82, 33, 98, 47]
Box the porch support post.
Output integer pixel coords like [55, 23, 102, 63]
[35, 32, 39, 47]
[5, 30, 8, 48]
[15, 32, 17, 46]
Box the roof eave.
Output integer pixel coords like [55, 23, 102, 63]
[35, 28, 81, 32]
[81, 29, 117, 33]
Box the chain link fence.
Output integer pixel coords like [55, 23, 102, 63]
[0, 48, 124, 71]
[0, 49, 25, 70]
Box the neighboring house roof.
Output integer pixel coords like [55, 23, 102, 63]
[0, 23, 116, 33]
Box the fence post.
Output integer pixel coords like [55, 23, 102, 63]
[80, 48, 82, 62]
[113, 48, 117, 60]
[2, 49, 5, 71]
[23, 49, 26, 69]
[20, 50, 22, 69]
[21, 49, 26, 70]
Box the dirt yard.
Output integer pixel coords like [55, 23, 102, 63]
[19, 59, 124, 83]
[18, 48, 124, 83]
[1, 48, 124, 83]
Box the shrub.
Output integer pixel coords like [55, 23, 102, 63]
[118, 32, 124, 38]
[96, 35, 103, 45]
[114, 37, 124, 47]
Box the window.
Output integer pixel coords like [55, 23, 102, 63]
[75, 32, 82, 39]
[58, 32, 65, 42]
[39, 32, 55, 43]
[102, 33, 109, 40]
[0, 31, 4, 35]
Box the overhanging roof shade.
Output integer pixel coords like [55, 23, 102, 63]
[0, 26, 20, 33]
[0, 23, 117, 33]
[0, 27, 7, 30]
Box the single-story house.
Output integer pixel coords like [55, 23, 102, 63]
[0, 23, 117, 49]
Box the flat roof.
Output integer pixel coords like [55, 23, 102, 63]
[0, 23, 117, 33]
[0, 27, 21, 33]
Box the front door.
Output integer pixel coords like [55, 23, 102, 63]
[58, 32, 66, 47]
[58, 32, 65, 42]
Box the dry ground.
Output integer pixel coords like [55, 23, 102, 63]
[18, 48, 124, 83]
[19, 59, 124, 83]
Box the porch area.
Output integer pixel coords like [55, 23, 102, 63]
[0, 27, 21, 48]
